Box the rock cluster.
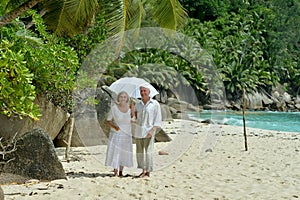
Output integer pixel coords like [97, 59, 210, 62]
[226, 91, 300, 112]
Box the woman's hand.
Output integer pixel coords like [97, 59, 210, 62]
[107, 121, 120, 131]
[131, 116, 136, 123]
[113, 125, 120, 131]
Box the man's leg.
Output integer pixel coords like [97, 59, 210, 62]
[144, 136, 154, 175]
[135, 138, 144, 170]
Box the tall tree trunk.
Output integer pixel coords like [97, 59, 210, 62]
[0, 0, 43, 27]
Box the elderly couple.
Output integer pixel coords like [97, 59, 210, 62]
[105, 85, 162, 178]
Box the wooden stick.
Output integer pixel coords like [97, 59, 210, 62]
[65, 116, 74, 162]
[242, 88, 248, 151]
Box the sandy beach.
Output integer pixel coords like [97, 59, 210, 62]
[2, 119, 300, 200]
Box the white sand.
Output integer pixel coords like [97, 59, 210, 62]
[2, 119, 300, 200]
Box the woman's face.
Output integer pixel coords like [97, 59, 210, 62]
[118, 93, 128, 103]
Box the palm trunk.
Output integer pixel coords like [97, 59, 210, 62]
[0, 0, 43, 27]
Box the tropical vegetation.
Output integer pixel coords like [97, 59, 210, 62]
[181, 0, 300, 101]
[0, 0, 187, 119]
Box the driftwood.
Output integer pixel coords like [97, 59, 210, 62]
[0, 133, 17, 200]
[0, 133, 17, 171]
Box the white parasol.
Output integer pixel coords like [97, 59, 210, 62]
[108, 77, 159, 98]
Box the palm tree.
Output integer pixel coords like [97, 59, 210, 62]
[0, 0, 187, 36]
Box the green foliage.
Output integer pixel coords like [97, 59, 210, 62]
[0, 13, 79, 119]
[97, 46, 210, 103]
[0, 39, 39, 119]
[25, 42, 78, 111]
[179, 0, 232, 21]
[119, 49, 205, 90]
[263, 0, 300, 94]
[42, 0, 99, 36]
[0, 0, 10, 15]
[180, 0, 300, 100]
[63, 16, 107, 63]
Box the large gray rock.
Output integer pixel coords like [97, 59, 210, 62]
[155, 129, 172, 142]
[54, 112, 109, 147]
[3, 129, 66, 181]
[245, 92, 263, 110]
[55, 86, 110, 147]
[261, 92, 273, 105]
[160, 104, 173, 121]
[132, 128, 172, 144]
[295, 95, 300, 104]
[282, 92, 292, 103]
[0, 95, 69, 141]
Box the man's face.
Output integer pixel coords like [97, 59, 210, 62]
[140, 86, 150, 99]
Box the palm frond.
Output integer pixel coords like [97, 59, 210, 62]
[103, 0, 133, 54]
[43, 0, 98, 36]
[43, 0, 77, 35]
[126, 0, 144, 30]
[65, 0, 98, 27]
[149, 0, 187, 30]
[104, 0, 127, 37]
[4, 0, 27, 12]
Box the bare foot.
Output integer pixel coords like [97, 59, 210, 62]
[138, 172, 150, 178]
[119, 171, 123, 177]
[144, 172, 150, 177]
[137, 172, 145, 178]
[113, 169, 118, 177]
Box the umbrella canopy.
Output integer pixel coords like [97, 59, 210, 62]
[108, 77, 159, 98]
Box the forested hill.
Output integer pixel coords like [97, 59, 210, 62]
[180, 0, 300, 102]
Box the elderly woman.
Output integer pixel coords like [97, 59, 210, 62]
[105, 91, 133, 177]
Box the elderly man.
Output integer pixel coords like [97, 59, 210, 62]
[134, 85, 162, 178]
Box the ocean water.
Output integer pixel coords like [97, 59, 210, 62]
[188, 110, 300, 133]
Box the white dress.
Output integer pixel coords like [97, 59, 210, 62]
[105, 105, 133, 168]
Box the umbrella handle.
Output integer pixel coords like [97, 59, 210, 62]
[101, 86, 118, 103]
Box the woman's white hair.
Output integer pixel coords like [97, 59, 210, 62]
[116, 91, 130, 104]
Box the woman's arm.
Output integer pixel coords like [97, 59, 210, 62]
[107, 120, 120, 131]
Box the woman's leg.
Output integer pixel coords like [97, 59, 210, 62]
[113, 169, 118, 176]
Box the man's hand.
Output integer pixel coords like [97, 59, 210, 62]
[147, 131, 153, 138]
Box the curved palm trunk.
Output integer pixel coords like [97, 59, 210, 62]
[0, 0, 43, 27]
